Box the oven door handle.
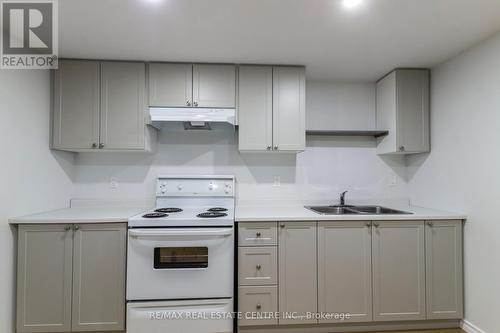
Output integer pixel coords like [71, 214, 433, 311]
[129, 228, 233, 238]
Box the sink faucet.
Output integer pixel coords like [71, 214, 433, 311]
[340, 191, 348, 206]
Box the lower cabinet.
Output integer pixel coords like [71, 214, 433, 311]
[17, 223, 127, 333]
[318, 221, 373, 323]
[237, 219, 463, 329]
[372, 221, 426, 321]
[278, 222, 317, 325]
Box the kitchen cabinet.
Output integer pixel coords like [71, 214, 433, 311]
[52, 60, 100, 150]
[17, 223, 127, 333]
[17, 225, 73, 332]
[147, 63, 236, 108]
[278, 222, 317, 325]
[238, 66, 305, 152]
[148, 63, 193, 107]
[238, 286, 278, 326]
[425, 220, 464, 319]
[317, 221, 373, 323]
[372, 221, 426, 321]
[193, 64, 236, 107]
[52, 60, 157, 152]
[376, 69, 430, 154]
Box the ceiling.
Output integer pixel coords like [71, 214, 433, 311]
[59, 0, 500, 81]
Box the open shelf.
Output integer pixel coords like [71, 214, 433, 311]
[305, 130, 389, 138]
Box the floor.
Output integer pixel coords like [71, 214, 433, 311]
[371, 328, 465, 333]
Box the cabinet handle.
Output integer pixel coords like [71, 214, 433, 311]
[427, 222, 434, 227]
[280, 223, 285, 228]
[256, 232, 261, 237]
[266, 146, 271, 150]
[274, 146, 278, 150]
[91, 143, 97, 148]
[99, 143, 105, 149]
[193, 101, 198, 107]
[399, 146, 405, 152]
[373, 223, 380, 228]
[74, 225, 80, 231]
[64, 225, 71, 231]
[186, 100, 191, 106]
[365, 223, 371, 227]
[256, 264, 262, 270]
[256, 303, 262, 310]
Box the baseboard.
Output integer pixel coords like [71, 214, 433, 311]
[461, 319, 486, 333]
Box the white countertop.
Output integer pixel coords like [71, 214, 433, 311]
[235, 204, 467, 222]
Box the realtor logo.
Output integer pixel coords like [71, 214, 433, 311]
[1, 0, 58, 69]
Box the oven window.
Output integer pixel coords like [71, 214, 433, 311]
[154, 247, 208, 269]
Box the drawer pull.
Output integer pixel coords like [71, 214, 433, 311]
[256, 303, 262, 310]
[256, 232, 261, 237]
[256, 264, 262, 270]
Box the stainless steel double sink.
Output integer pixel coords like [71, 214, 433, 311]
[305, 205, 412, 215]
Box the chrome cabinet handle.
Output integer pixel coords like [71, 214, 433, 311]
[99, 143, 105, 149]
[280, 223, 285, 228]
[256, 303, 262, 310]
[256, 232, 261, 237]
[74, 225, 80, 231]
[256, 264, 262, 270]
[274, 146, 278, 150]
[64, 225, 71, 231]
[373, 223, 380, 228]
[427, 222, 434, 227]
[365, 223, 371, 227]
[399, 146, 405, 152]
[186, 100, 191, 106]
[91, 143, 97, 149]
[266, 146, 271, 150]
[193, 101, 198, 107]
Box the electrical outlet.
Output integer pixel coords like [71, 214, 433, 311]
[110, 177, 118, 189]
[273, 176, 281, 187]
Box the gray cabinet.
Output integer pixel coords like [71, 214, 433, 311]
[278, 222, 317, 325]
[148, 63, 193, 107]
[52, 60, 100, 150]
[72, 224, 126, 331]
[17, 225, 73, 333]
[52, 60, 156, 152]
[238, 66, 273, 151]
[193, 64, 236, 108]
[376, 69, 430, 154]
[17, 223, 127, 333]
[238, 66, 305, 152]
[425, 220, 463, 319]
[372, 221, 426, 321]
[318, 221, 373, 323]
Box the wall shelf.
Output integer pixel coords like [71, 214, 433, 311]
[305, 130, 389, 138]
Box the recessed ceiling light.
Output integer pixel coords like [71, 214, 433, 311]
[342, 0, 363, 9]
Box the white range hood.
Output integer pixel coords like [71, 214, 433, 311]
[149, 107, 236, 126]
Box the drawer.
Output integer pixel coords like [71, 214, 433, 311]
[239, 247, 277, 286]
[238, 222, 277, 246]
[238, 286, 278, 326]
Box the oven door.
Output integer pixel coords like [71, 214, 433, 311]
[127, 299, 233, 333]
[127, 228, 234, 300]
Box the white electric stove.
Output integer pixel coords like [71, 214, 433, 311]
[127, 175, 235, 333]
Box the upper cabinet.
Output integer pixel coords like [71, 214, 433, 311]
[148, 63, 236, 108]
[238, 66, 305, 152]
[52, 60, 157, 152]
[376, 69, 430, 155]
[149, 63, 193, 107]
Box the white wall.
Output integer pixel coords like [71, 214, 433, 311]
[73, 82, 408, 205]
[407, 32, 500, 333]
[0, 70, 74, 333]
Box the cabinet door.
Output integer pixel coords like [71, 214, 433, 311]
[53, 60, 100, 150]
[272, 67, 305, 151]
[72, 223, 127, 331]
[192, 64, 236, 108]
[318, 221, 372, 323]
[148, 63, 192, 107]
[426, 220, 463, 319]
[279, 222, 317, 325]
[238, 66, 273, 151]
[17, 225, 73, 333]
[372, 221, 426, 321]
[100, 62, 146, 149]
[396, 69, 430, 153]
